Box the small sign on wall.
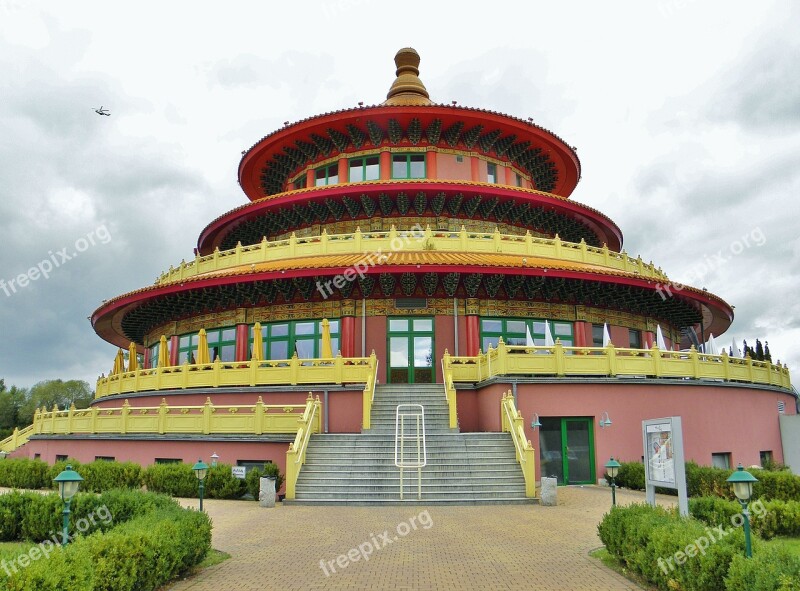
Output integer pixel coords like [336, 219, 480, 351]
[231, 466, 247, 479]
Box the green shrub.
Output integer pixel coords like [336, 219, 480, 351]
[725, 545, 800, 590]
[205, 464, 246, 500]
[0, 458, 51, 489]
[0, 490, 33, 541]
[2, 502, 211, 591]
[754, 470, 800, 503]
[142, 463, 198, 497]
[604, 461, 645, 490]
[689, 496, 741, 527]
[245, 462, 285, 500]
[75, 460, 142, 493]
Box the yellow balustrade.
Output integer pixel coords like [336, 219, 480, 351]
[441, 351, 458, 429]
[362, 357, 379, 429]
[500, 392, 536, 498]
[155, 226, 668, 285]
[0, 424, 35, 454]
[96, 353, 376, 399]
[443, 339, 792, 390]
[285, 394, 322, 500]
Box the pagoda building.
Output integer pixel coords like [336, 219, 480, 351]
[6, 48, 794, 496]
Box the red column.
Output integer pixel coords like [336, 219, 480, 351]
[426, 149, 437, 179]
[341, 316, 355, 357]
[470, 156, 480, 182]
[169, 335, 179, 366]
[143, 347, 151, 369]
[379, 150, 391, 180]
[573, 321, 587, 348]
[305, 168, 314, 188]
[337, 157, 348, 184]
[235, 324, 250, 362]
[504, 165, 514, 186]
[644, 331, 655, 349]
[465, 315, 480, 356]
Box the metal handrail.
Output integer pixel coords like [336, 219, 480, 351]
[394, 404, 427, 500]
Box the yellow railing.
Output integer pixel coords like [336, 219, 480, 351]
[24, 397, 310, 440]
[441, 352, 458, 429]
[444, 340, 792, 390]
[362, 358, 379, 430]
[96, 353, 377, 399]
[0, 424, 35, 454]
[156, 226, 667, 285]
[500, 392, 536, 498]
[285, 394, 322, 500]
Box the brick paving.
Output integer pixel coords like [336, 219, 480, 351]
[167, 487, 674, 591]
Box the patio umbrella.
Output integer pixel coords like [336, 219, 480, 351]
[602, 323, 612, 347]
[525, 325, 535, 347]
[730, 338, 742, 358]
[112, 348, 125, 375]
[158, 335, 170, 367]
[320, 318, 333, 358]
[128, 342, 139, 372]
[656, 325, 668, 350]
[251, 322, 263, 361]
[196, 329, 211, 365]
[705, 333, 719, 356]
[544, 320, 555, 347]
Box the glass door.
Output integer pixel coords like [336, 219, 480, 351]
[538, 417, 595, 485]
[387, 317, 434, 383]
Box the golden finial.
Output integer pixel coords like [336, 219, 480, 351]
[383, 47, 432, 106]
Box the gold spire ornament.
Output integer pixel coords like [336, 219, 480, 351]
[383, 47, 432, 106]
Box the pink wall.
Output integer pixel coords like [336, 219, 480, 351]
[434, 315, 454, 382]
[327, 390, 363, 433]
[435, 153, 472, 181]
[365, 316, 386, 380]
[490, 381, 797, 481]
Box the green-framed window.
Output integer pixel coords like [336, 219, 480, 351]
[349, 156, 380, 182]
[293, 176, 307, 190]
[391, 153, 425, 179]
[178, 327, 236, 364]
[487, 162, 498, 184]
[480, 318, 574, 351]
[148, 342, 160, 368]
[249, 319, 340, 360]
[387, 317, 434, 384]
[315, 164, 338, 186]
[515, 172, 523, 187]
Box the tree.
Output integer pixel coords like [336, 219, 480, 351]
[764, 341, 772, 363]
[755, 339, 765, 361]
[17, 380, 94, 426]
[0, 380, 27, 438]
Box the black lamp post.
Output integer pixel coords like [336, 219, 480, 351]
[605, 457, 621, 507]
[53, 465, 83, 546]
[727, 464, 758, 558]
[192, 459, 209, 511]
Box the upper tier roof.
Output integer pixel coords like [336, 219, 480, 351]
[238, 48, 581, 199]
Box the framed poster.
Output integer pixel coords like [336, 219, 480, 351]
[642, 416, 688, 516]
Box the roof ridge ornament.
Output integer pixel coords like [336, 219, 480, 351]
[383, 47, 432, 106]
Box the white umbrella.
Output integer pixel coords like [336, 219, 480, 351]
[705, 333, 719, 355]
[731, 338, 742, 358]
[602, 323, 612, 347]
[525, 325, 535, 347]
[544, 320, 555, 347]
[656, 325, 668, 350]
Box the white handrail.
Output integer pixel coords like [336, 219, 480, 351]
[394, 404, 427, 500]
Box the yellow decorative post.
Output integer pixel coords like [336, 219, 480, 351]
[285, 443, 298, 499]
[121, 400, 130, 434]
[202, 397, 213, 435]
[254, 396, 264, 435]
[158, 398, 168, 434]
[67, 404, 75, 434]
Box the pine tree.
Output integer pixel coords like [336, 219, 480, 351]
[764, 341, 772, 363]
[742, 339, 750, 358]
[755, 339, 764, 361]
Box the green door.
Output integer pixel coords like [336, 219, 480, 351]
[539, 417, 595, 485]
[387, 317, 434, 384]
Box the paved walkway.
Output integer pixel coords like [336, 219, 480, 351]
[168, 487, 673, 591]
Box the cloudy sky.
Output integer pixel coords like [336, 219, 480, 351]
[0, 0, 798, 390]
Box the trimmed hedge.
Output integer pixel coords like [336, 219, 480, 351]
[725, 546, 800, 590]
[605, 461, 800, 502]
[46, 459, 142, 493]
[690, 496, 800, 540]
[245, 462, 285, 499]
[0, 458, 51, 490]
[142, 462, 246, 499]
[598, 503, 752, 591]
[0, 489, 211, 590]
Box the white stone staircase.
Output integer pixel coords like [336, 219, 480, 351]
[289, 383, 533, 505]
